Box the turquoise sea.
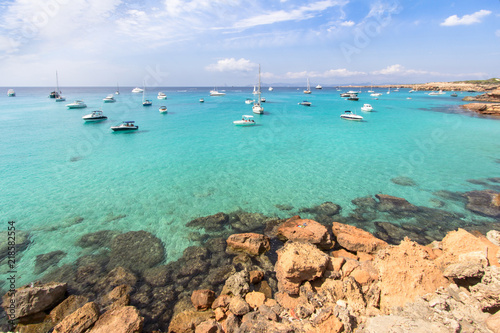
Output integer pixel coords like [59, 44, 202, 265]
[1, 86, 500, 286]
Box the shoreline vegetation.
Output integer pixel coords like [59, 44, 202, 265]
[2, 188, 500, 332]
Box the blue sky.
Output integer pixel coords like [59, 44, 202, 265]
[0, 0, 498, 86]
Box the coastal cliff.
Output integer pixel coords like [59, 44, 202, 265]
[460, 88, 500, 116]
[4, 191, 500, 333]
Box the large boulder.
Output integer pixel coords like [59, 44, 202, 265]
[332, 222, 388, 254]
[168, 309, 215, 333]
[191, 290, 216, 310]
[53, 302, 100, 333]
[275, 241, 329, 295]
[2, 282, 67, 319]
[374, 238, 449, 313]
[108, 231, 165, 273]
[89, 306, 143, 333]
[34, 250, 67, 274]
[277, 218, 333, 249]
[50, 295, 89, 325]
[226, 233, 270, 256]
[464, 190, 500, 218]
[375, 194, 419, 212]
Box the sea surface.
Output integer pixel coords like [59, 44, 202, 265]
[1, 86, 499, 286]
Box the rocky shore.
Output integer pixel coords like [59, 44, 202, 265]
[460, 88, 500, 117]
[2, 188, 500, 333]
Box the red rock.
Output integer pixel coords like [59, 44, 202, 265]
[228, 296, 250, 316]
[195, 319, 222, 333]
[315, 314, 343, 333]
[249, 270, 264, 284]
[332, 222, 388, 254]
[191, 290, 216, 311]
[274, 291, 307, 310]
[357, 252, 374, 261]
[211, 295, 231, 310]
[374, 238, 449, 313]
[89, 306, 143, 333]
[53, 302, 100, 333]
[275, 241, 329, 295]
[244, 291, 266, 309]
[277, 218, 334, 249]
[214, 307, 225, 321]
[168, 310, 215, 333]
[50, 295, 89, 325]
[486, 310, 500, 333]
[330, 257, 345, 271]
[331, 249, 357, 260]
[226, 233, 270, 256]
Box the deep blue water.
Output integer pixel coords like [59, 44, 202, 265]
[1, 86, 499, 285]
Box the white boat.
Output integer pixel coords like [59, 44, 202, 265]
[245, 98, 254, 104]
[142, 83, 152, 106]
[159, 106, 168, 113]
[370, 93, 382, 97]
[7, 89, 15, 97]
[252, 85, 257, 95]
[51, 71, 65, 100]
[111, 121, 138, 131]
[451, 92, 458, 97]
[252, 65, 264, 114]
[132, 87, 143, 93]
[340, 110, 363, 121]
[315, 84, 322, 89]
[103, 94, 116, 103]
[347, 94, 359, 101]
[199, 98, 204, 103]
[367, 85, 374, 93]
[394, 87, 399, 92]
[260, 97, 266, 103]
[66, 100, 87, 109]
[298, 101, 311, 106]
[304, 78, 311, 94]
[341, 91, 358, 97]
[157, 92, 167, 100]
[268, 87, 274, 91]
[428, 90, 445, 96]
[82, 110, 107, 121]
[360, 104, 373, 112]
[387, 87, 391, 94]
[115, 83, 120, 95]
[56, 95, 66, 102]
[210, 89, 225, 96]
[233, 115, 256, 126]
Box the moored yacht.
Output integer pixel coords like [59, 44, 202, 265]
[66, 100, 87, 109]
[361, 104, 373, 112]
[233, 115, 256, 126]
[315, 84, 322, 89]
[268, 87, 274, 91]
[157, 92, 167, 99]
[370, 93, 382, 97]
[111, 121, 138, 131]
[340, 110, 363, 121]
[245, 98, 254, 104]
[304, 78, 312, 94]
[159, 106, 168, 113]
[132, 87, 144, 93]
[347, 94, 359, 101]
[103, 94, 116, 103]
[82, 110, 107, 121]
[252, 64, 264, 114]
[210, 89, 226, 96]
[7, 89, 15, 97]
[298, 101, 311, 106]
[428, 90, 446, 95]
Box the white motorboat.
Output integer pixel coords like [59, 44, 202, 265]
[370, 93, 382, 97]
[428, 90, 446, 95]
[142, 84, 152, 106]
[234, 115, 256, 126]
[315, 84, 322, 89]
[340, 110, 363, 121]
[132, 87, 143, 93]
[347, 94, 359, 101]
[252, 65, 264, 114]
[361, 104, 373, 112]
[111, 121, 138, 131]
[66, 100, 87, 109]
[268, 87, 274, 91]
[199, 98, 204, 103]
[82, 110, 107, 121]
[159, 106, 168, 113]
[260, 97, 266, 103]
[298, 101, 311, 106]
[103, 94, 116, 103]
[210, 89, 225, 96]
[304, 78, 311, 94]
[245, 98, 254, 104]
[157, 92, 167, 99]
[7, 89, 15, 97]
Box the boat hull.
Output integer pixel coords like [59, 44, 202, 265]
[111, 126, 139, 131]
[67, 105, 87, 109]
[83, 116, 107, 122]
[340, 115, 363, 121]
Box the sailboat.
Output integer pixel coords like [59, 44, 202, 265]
[50, 71, 65, 101]
[304, 78, 311, 94]
[386, 87, 391, 94]
[252, 65, 264, 114]
[142, 82, 152, 106]
[115, 83, 120, 95]
[367, 85, 374, 93]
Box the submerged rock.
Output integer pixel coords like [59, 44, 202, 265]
[299, 201, 341, 217]
[187, 212, 229, 232]
[275, 204, 294, 211]
[464, 190, 500, 217]
[76, 230, 120, 249]
[34, 250, 67, 275]
[375, 194, 419, 213]
[108, 230, 165, 273]
[391, 176, 417, 187]
[374, 222, 431, 245]
[0, 230, 30, 261]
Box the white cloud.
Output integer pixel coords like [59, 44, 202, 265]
[371, 64, 438, 76]
[440, 9, 491, 26]
[232, 0, 345, 30]
[496, 30, 500, 37]
[340, 20, 355, 27]
[205, 58, 258, 72]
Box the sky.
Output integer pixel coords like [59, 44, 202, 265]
[0, 0, 498, 87]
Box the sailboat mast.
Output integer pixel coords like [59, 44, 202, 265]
[258, 64, 261, 106]
[56, 71, 60, 93]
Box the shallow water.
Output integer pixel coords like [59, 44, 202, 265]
[1, 86, 499, 286]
